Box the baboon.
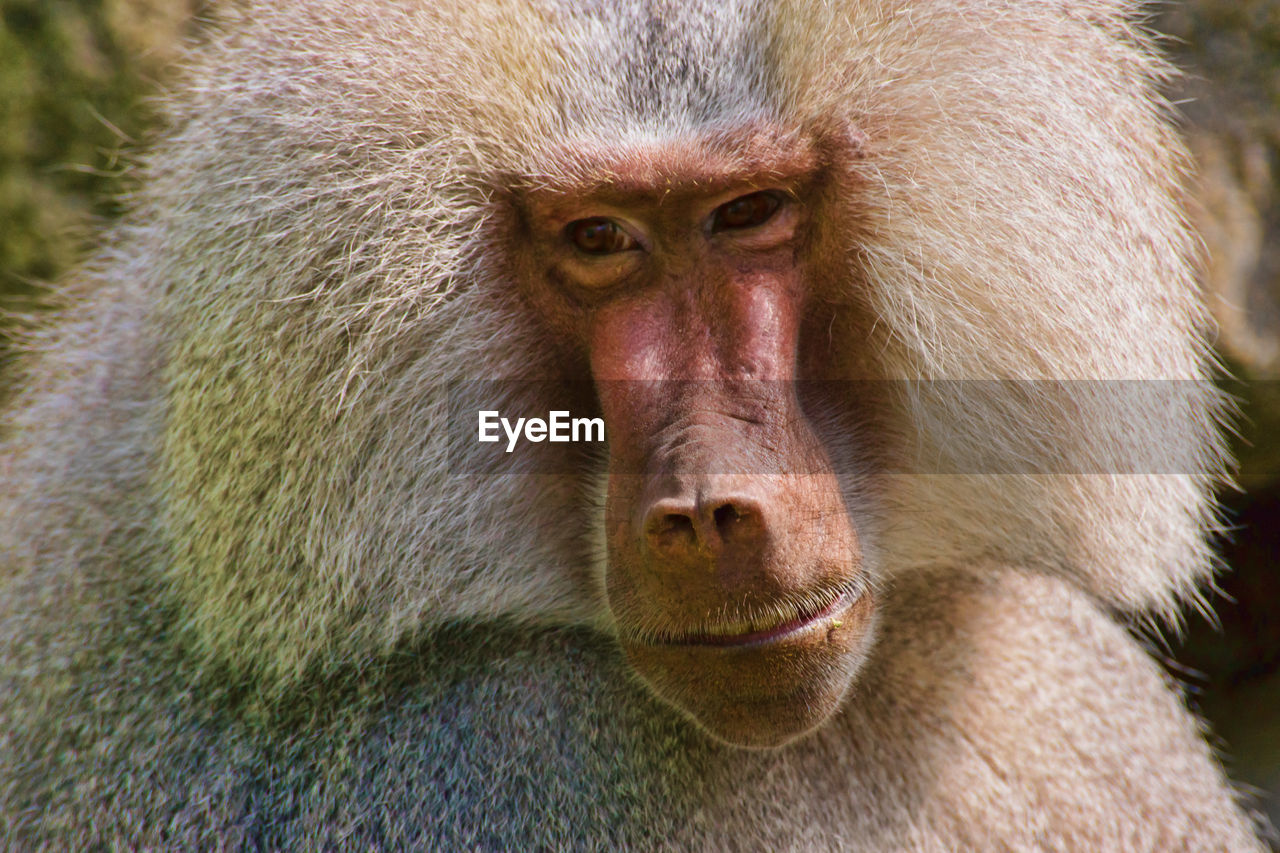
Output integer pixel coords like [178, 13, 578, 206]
[0, 0, 1270, 848]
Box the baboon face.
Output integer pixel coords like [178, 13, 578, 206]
[512, 126, 876, 747]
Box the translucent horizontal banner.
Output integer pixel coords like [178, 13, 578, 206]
[440, 379, 1245, 476]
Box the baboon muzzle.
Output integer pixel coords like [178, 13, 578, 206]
[591, 280, 873, 747]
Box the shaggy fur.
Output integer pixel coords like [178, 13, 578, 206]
[0, 0, 1267, 847]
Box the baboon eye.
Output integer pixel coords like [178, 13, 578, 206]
[566, 218, 638, 255]
[713, 191, 782, 231]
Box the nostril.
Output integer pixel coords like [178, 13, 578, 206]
[662, 513, 696, 539]
[643, 496, 766, 558]
[714, 501, 767, 549]
[645, 508, 699, 557]
[713, 503, 742, 533]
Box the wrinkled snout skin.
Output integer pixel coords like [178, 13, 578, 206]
[590, 238, 873, 747]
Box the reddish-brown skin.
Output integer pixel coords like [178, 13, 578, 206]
[515, 126, 874, 747]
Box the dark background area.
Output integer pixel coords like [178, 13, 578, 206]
[0, 0, 1277, 838]
[1158, 2, 1280, 836]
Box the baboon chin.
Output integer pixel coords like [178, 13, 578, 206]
[0, 0, 1269, 848]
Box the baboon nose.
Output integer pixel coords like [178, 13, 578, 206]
[643, 495, 767, 560]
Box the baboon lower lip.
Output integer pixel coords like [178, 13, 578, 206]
[661, 587, 860, 649]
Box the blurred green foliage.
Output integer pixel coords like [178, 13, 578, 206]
[2, 0, 148, 287]
[0, 0, 198, 391]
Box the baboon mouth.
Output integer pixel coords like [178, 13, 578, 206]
[657, 585, 862, 649]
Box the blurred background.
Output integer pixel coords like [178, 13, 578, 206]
[0, 0, 1276, 839]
